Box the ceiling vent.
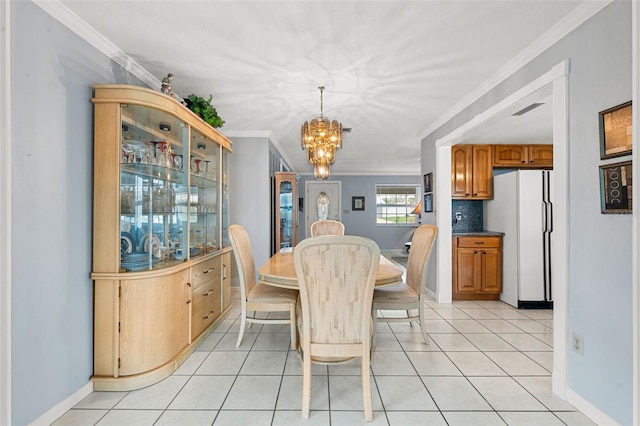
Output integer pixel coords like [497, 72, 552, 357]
[512, 102, 545, 116]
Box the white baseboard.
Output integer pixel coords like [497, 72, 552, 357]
[566, 388, 621, 426]
[29, 381, 93, 426]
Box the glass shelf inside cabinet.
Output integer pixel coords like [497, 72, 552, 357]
[189, 126, 221, 256]
[119, 103, 189, 272]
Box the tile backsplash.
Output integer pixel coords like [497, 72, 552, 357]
[451, 200, 483, 232]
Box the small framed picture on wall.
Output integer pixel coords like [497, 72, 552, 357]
[423, 173, 433, 193]
[424, 193, 433, 213]
[352, 196, 365, 211]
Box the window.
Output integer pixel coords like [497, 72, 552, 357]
[376, 185, 420, 225]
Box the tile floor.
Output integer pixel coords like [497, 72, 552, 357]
[53, 288, 596, 426]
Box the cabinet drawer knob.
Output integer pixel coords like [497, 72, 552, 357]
[204, 268, 215, 274]
[204, 311, 215, 319]
[205, 289, 214, 296]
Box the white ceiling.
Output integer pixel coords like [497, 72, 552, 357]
[56, 0, 597, 175]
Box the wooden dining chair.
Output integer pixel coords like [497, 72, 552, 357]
[294, 235, 380, 421]
[229, 224, 299, 350]
[310, 219, 345, 236]
[372, 224, 438, 347]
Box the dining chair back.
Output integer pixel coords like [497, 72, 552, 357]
[294, 235, 380, 421]
[372, 224, 438, 347]
[229, 224, 298, 349]
[310, 219, 345, 237]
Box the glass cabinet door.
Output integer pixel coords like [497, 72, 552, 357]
[189, 127, 220, 257]
[119, 104, 189, 271]
[221, 149, 230, 248]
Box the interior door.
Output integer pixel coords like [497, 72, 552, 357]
[305, 181, 341, 237]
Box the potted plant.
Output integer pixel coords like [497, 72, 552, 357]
[183, 94, 225, 128]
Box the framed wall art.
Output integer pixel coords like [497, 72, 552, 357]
[424, 193, 433, 213]
[423, 172, 433, 193]
[352, 196, 365, 211]
[599, 101, 632, 159]
[599, 160, 632, 214]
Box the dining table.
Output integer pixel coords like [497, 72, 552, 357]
[258, 247, 404, 290]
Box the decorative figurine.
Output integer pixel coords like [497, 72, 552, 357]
[161, 73, 174, 97]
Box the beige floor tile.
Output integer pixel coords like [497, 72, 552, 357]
[156, 410, 218, 426]
[386, 411, 447, 425]
[239, 350, 288, 375]
[195, 350, 248, 375]
[330, 410, 390, 425]
[447, 319, 491, 333]
[375, 376, 438, 411]
[459, 308, 501, 320]
[421, 376, 492, 410]
[432, 308, 472, 320]
[513, 376, 576, 411]
[523, 351, 554, 372]
[507, 319, 554, 334]
[114, 376, 189, 409]
[329, 375, 384, 411]
[553, 411, 599, 425]
[446, 352, 507, 376]
[468, 377, 547, 411]
[72, 391, 127, 409]
[395, 333, 440, 352]
[52, 409, 108, 426]
[169, 376, 235, 409]
[497, 333, 553, 351]
[283, 350, 328, 376]
[429, 334, 479, 351]
[276, 375, 329, 410]
[214, 410, 273, 425]
[477, 319, 526, 333]
[95, 409, 163, 426]
[371, 351, 417, 375]
[498, 411, 565, 425]
[484, 351, 550, 376]
[442, 411, 507, 426]
[273, 410, 331, 426]
[408, 351, 462, 376]
[464, 333, 517, 351]
[222, 376, 281, 409]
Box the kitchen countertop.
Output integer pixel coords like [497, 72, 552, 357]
[451, 230, 505, 237]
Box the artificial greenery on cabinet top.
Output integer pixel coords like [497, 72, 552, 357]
[184, 94, 225, 128]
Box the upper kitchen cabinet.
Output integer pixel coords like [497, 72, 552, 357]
[452, 144, 493, 199]
[493, 144, 553, 169]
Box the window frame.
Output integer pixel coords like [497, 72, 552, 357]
[375, 184, 421, 226]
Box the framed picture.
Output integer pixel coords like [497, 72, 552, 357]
[599, 160, 632, 214]
[352, 196, 365, 211]
[423, 173, 433, 193]
[424, 193, 433, 213]
[599, 101, 632, 159]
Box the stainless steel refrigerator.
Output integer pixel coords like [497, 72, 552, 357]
[484, 170, 553, 309]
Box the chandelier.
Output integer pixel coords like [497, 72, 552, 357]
[301, 86, 343, 180]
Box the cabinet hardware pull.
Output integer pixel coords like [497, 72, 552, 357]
[223, 265, 227, 279]
[205, 289, 214, 296]
[474, 241, 485, 244]
[521, 160, 526, 163]
[187, 282, 191, 287]
[204, 268, 214, 274]
[204, 311, 214, 319]
[186, 300, 191, 304]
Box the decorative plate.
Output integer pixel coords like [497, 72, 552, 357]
[120, 232, 135, 254]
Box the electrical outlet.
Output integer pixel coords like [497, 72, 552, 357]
[572, 333, 584, 356]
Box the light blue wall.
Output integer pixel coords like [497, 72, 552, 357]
[228, 136, 271, 269]
[298, 175, 421, 250]
[420, 2, 632, 423]
[12, 3, 146, 424]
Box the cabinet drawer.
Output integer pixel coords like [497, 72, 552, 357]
[191, 257, 222, 288]
[192, 278, 219, 314]
[191, 295, 221, 340]
[456, 237, 501, 248]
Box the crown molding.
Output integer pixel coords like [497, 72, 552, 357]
[32, 0, 161, 90]
[419, 0, 612, 141]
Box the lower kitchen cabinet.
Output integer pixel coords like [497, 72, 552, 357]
[453, 236, 502, 300]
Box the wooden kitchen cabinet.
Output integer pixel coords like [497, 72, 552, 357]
[453, 236, 502, 300]
[451, 144, 493, 199]
[493, 144, 553, 168]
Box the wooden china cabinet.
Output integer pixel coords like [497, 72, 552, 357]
[91, 85, 232, 391]
[274, 172, 299, 252]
